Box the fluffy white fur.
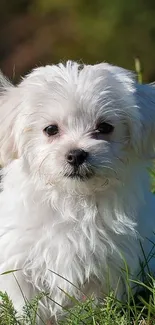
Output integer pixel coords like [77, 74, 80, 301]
[0, 61, 155, 323]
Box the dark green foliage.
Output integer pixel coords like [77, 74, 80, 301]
[1, 0, 155, 81]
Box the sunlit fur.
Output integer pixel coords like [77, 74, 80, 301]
[0, 61, 155, 323]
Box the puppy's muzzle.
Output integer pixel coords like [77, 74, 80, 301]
[65, 149, 93, 180]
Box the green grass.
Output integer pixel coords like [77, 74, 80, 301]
[1, 281, 155, 325]
[1, 253, 155, 325]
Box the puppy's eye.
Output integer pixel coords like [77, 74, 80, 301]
[97, 122, 114, 134]
[44, 125, 59, 136]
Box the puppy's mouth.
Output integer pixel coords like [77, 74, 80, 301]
[64, 167, 94, 181]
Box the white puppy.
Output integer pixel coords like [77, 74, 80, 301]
[0, 61, 155, 323]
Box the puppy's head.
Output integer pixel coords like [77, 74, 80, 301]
[0, 61, 155, 192]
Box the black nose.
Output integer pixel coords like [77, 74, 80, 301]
[67, 149, 88, 167]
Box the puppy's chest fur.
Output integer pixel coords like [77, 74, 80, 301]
[0, 163, 141, 304]
[22, 190, 139, 299]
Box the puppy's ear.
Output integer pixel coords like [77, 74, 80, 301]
[134, 83, 155, 158]
[106, 64, 155, 159]
[0, 72, 19, 166]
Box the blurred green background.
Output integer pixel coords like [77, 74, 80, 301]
[1, 0, 155, 82]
